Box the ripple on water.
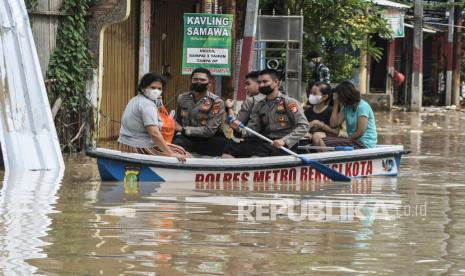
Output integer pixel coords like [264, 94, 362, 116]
[1, 112, 465, 275]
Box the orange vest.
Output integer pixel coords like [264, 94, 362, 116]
[158, 105, 175, 143]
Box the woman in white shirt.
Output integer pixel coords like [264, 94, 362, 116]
[118, 73, 190, 161]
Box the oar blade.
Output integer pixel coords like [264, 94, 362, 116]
[299, 156, 351, 182]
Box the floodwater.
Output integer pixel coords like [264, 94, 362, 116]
[0, 111, 464, 275]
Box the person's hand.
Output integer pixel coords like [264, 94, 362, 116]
[225, 99, 234, 109]
[309, 120, 324, 129]
[272, 139, 285, 148]
[304, 132, 313, 140]
[170, 152, 187, 162]
[229, 119, 242, 130]
[175, 122, 183, 132]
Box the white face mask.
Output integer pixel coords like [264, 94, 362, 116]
[308, 94, 322, 105]
[144, 88, 162, 101]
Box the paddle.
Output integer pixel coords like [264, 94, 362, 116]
[228, 116, 351, 182]
[298, 145, 354, 151]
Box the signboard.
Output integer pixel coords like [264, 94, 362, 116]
[182, 13, 233, 76]
[384, 9, 405, 38]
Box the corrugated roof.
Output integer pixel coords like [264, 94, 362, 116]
[404, 23, 438, 33]
[371, 0, 410, 9]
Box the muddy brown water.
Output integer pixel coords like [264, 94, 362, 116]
[0, 111, 464, 275]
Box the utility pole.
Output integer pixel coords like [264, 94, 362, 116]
[359, 8, 369, 94]
[359, 39, 368, 94]
[138, 0, 151, 80]
[411, 0, 423, 111]
[446, 0, 454, 106]
[452, 2, 462, 107]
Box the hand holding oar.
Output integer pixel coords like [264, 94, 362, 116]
[228, 116, 351, 182]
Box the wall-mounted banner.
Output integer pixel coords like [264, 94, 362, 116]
[182, 13, 233, 76]
[384, 9, 404, 38]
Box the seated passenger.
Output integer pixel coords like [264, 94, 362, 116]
[223, 69, 310, 158]
[322, 81, 377, 149]
[224, 71, 264, 124]
[304, 81, 339, 147]
[117, 73, 190, 161]
[172, 68, 228, 156]
[221, 71, 263, 157]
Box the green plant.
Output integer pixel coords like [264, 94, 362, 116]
[325, 52, 360, 83]
[25, 0, 38, 11]
[47, 0, 93, 151]
[260, 0, 393, 81]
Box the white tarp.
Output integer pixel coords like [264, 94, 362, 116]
[0, 0, 64, 171]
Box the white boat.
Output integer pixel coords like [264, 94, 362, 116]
[87, 145, 407, 183]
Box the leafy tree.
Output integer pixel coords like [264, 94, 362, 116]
[260, 0, 394, 82]
[47, 0, 93, 151]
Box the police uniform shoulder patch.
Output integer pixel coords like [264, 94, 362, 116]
[287, 101, 299, 113]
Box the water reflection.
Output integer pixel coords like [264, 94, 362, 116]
[76, 178, 403, 274]
[0, 111, 464, 274]
[0, 169, 63, 275]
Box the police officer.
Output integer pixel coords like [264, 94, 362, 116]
[307, 51, 330, 86]
[173, 67, 227, 156]
[221, 71, 263, 158]
[223, 69, 310, 158]
[224, 71, 264, 124]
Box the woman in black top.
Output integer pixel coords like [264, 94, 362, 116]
[304, 82, 339, 146]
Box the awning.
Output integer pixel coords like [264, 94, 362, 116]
[404, 23, 437, 34]
[371, 0, 410, 9]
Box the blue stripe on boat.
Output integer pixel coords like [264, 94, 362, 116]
[97, 158, 165, 182]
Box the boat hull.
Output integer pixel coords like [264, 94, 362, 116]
[87, 146, 406, 183]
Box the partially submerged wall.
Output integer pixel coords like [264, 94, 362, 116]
[85, 0, 130, 147]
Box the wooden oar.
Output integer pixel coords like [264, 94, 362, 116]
[235, 122, 351, 182]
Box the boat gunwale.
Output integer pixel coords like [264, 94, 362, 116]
[87, 146, 407, 171]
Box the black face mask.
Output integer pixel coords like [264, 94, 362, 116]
[191, 82, 208, 93]
[259, 85, 274, 95]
